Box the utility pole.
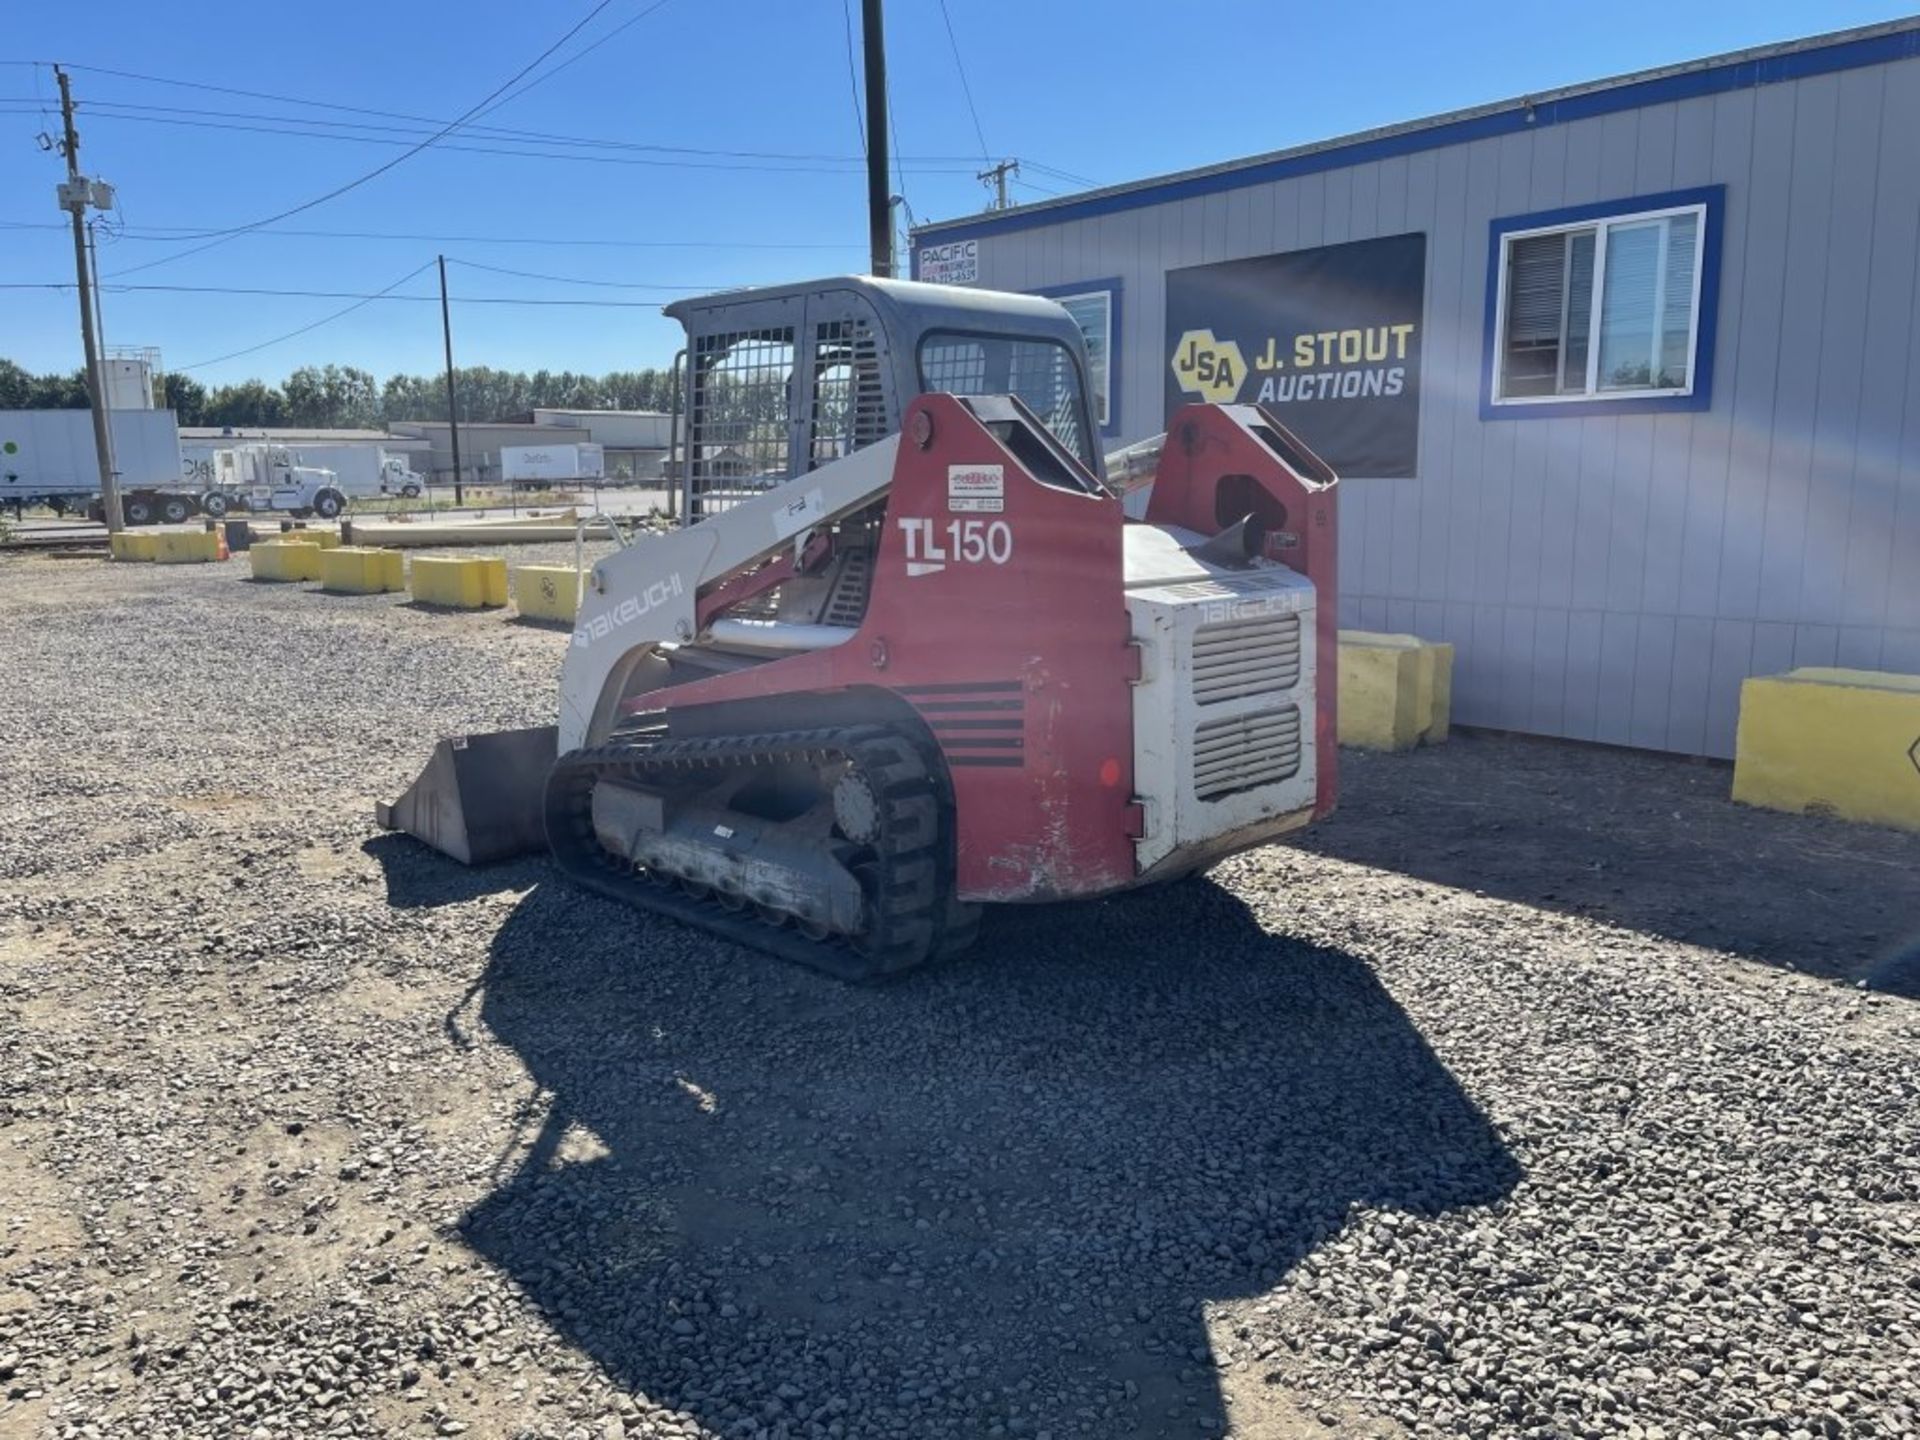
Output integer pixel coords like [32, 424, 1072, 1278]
[86, 220, 114, 413]
[438, 255, 464, 507]
[861, 0, 891, 278]
[978, 159, 1019, 211]
[54, 66, 122, 534]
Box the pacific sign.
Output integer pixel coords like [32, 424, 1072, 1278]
[917, 239, 979, 286]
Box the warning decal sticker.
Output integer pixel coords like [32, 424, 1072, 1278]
[947, 464, 1005, 513]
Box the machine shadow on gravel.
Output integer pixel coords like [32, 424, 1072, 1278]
[1288, 734, 1920, 991]
[460, 878, 1521, 1437]
[361, 833, 541, 910]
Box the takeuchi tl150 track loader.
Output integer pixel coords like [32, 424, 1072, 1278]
[379, 276, 1339, 978]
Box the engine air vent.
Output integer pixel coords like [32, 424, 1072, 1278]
[1191, 705, 1302, 801]
[1190, 612, 1302, 706]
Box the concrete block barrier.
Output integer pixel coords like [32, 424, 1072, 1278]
[409, 554, 509, 609]
[276, 526, 340, 549]
[318, 546, 406, 595]
[513, 565, 584, 623]
[1733, 668, 1920, 832]
[109, 533, 160, 562]
[249, 538, 324, 583]
[1338, 630, 1454, 751]
[154, 530, 224, 564]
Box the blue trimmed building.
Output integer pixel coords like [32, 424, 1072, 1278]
[910, 18, 1920, 758]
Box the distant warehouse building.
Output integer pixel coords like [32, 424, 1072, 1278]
[909, 18, 1920, 758]
[528, 408, 677, 480]
[387, 419, 593, 487]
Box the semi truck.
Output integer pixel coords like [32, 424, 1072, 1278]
[281, 445, 424, 500]
[202, 446, 349, 520]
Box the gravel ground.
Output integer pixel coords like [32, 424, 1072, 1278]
[0, 550, 1916, 1440]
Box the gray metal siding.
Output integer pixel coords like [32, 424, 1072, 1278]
[958, 55, 1920, 758]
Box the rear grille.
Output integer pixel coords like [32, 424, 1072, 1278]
[1192, 706, 1302, 801]
[1191, 613, 1301, 705]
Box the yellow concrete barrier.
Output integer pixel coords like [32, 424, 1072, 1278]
[318, 546, 406, 595]
[274, 527, 340, 549]
[154, 530, 223, 564]
[249, 538, 323, 582]
[1338, 630, 1454, 751]
[409, 554, 509, 609]
[1733, 668, 1920, 832]
[110, 532, 160, 561]
[513, 564, 584, 623]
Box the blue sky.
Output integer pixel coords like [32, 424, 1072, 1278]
[1, 0, 1906, 390]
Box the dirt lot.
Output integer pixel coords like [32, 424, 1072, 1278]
[0, 551, 1915, 1440]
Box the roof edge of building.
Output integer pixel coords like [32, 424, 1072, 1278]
[911, 15, 1920, 248]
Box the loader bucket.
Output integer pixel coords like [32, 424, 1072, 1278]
[375, 726, 558, 865]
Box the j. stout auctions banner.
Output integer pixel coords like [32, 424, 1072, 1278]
[1165, 232, 1426, 478]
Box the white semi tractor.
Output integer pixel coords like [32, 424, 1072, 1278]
[184, 442, 425, 514]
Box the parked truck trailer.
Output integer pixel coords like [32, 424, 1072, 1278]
[500, 442, 605, 489]
[0, 409, 191, 521]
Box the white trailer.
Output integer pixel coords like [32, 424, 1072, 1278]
[500, 442, 604, 487]
[0, 408, 192, 522]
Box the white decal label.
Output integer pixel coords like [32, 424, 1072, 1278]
[897, 517, 1014, 577]
[917, 239, 979, 285]
[947, 463, 1004, 513]
[775, 486, 827, 539]
[571, 572, 686, 648]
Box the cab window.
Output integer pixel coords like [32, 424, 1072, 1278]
[917, 332, 1094, 466]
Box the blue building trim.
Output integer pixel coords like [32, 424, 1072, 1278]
[1027, 277, 1124, 438]
[1478, 186, 1725, 421]
[912, 26, 1918, 249]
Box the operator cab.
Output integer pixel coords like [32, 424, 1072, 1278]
[666, 276, 1107, 521]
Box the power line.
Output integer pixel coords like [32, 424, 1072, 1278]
[99, 0, 630, 276]
[1021, 159, 1103, 189]
[936, 0, 990, 160]
[0, 217, 858, 251]
[0, 89, 1003, 165]
[0, 106, 983, 176]
[466, 0, 678, 123]
[446, 257, 695, 289]
[3, 279, 697, 305]
[838, 0, 866, 151]
[173, 260, 437, 371]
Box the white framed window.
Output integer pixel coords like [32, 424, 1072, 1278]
[1055, 290, 1113, 427]
[1491, 200, 1706, 406]
[1029, 280, 1121, 433]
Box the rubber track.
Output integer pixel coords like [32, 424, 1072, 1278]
[543, 724, 956, 981]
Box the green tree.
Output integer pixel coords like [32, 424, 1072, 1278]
[0, 359, 33, 410]
[205, 379, 288, 428]
[29, 370, 90, 408]
[3, 357, 680, 422]
[162, 373, 208, 425]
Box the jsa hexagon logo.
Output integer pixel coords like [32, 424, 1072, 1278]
[1171, 329, 1247, 404]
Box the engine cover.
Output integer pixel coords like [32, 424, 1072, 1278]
[1123, 524, 1319, 877]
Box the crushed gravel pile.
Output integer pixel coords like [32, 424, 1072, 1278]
[1, 552, 1915, 1440]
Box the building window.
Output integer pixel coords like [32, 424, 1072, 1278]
[1483, 187, 1721, 418]
[1030, 279, 1122, 436]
